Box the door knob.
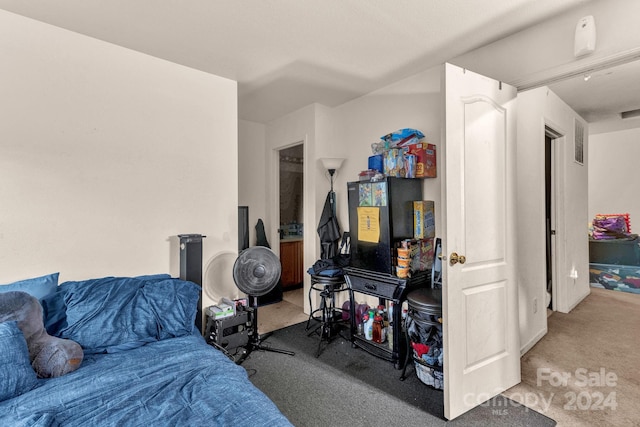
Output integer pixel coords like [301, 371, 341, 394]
[449, 252, 466, 266]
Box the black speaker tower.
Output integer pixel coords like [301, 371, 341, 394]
[238, 206, 249, 251]
[178, 233, 206, 332]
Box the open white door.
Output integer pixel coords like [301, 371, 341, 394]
[442, 63, 520, 419]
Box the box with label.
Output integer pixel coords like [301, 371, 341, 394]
[383, 148, 405, 177]
[414, 201, 435, 239]
[407, 143, 437, 178]
[418, 238, 435, 271]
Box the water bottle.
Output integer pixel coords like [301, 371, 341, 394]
[363, 314, 373, 341]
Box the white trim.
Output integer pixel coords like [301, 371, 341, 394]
[543, 120, 568, 313]
[270, 148, 281, 256]
[566, 288, 590, 313]
[521, 326, 548, 356]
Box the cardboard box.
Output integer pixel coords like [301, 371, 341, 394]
[418, 238, 435, 271]
[205, 303, 235, 320]
[205, 297, 237, 320]
[414, 201, 435, 239]
[407, 143, 437, 178]
[383, 148, 405, 177]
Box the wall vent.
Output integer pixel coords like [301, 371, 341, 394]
[621, 108, 640, 120]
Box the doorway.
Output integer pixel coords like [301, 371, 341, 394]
[278, 145, 304, 237]
[278, 144, 304, 289]
[544, 126, 564, 312]
[545, 129, 556, 311]
[266, 144, 306, 329]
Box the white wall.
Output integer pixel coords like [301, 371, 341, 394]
[0, 11, 238, 286]
[517, 87, 590, 353]
[329, 65, 443, 238]
[239, 119, 267, 247]
[262, 104, 318, 312]
[589, 127, 640, 227]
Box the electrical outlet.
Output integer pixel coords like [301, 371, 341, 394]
[533, 297, 538, 314]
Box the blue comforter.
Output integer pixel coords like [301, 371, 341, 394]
[0, 335, 292, 426]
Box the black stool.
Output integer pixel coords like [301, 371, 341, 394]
[306, 274, 348, 357]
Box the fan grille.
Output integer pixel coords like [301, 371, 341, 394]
[203, 251, 239, 302]
[232, 247, 281, 296]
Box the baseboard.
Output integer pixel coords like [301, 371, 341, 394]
[566, 288, 590, 312]
[520, 326, 547, 356]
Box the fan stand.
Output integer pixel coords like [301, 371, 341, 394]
[232, 246, 295, 364]
[234, 295, 294, 364]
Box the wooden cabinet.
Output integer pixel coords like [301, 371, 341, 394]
[280, 239, 304, 288]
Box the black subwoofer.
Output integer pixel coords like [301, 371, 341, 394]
[179, 233, 206, 332]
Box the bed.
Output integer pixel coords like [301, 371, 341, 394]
[0, 273, 292, 426]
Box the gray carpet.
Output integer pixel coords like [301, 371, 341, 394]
[241, 321, 556, 427]
[503, 287, 640, 426]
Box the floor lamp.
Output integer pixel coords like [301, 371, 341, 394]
[320, 157, 345, 216]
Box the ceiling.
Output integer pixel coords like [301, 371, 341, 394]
[1, 0, 635, 125]
[545, 59, 640, 124]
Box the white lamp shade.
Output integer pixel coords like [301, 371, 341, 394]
[320, 157, 345, 171]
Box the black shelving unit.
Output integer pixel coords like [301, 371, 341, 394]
[344, 267, 429, 369]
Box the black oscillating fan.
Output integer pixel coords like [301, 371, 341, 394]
[232, 246, 294, 363]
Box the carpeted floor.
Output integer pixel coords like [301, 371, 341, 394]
[241, 321, 555, 427]
[503, 287, 640, 427]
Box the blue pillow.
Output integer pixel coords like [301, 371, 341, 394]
[0, 321, 39, 401]
[49, 276, 200, 353]
[142, 279, 200, 340]
[41, 275, 172, 338]
[0, 273, 59, 300]
[135, 274, 172, 280]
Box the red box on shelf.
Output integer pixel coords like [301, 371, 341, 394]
[407, 143, 437, 178]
